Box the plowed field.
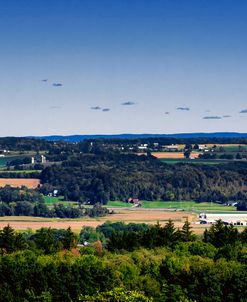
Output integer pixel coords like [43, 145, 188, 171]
[0, 209, 199, 231]
[152, 152, 200, 159]
[0, 178, 40, 188]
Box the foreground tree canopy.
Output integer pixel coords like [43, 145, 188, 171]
[0, 221, 247, 302]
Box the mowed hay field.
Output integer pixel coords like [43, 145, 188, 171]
[0, 178, 40, 189]
[152, 152, 200, 159]
[0, 209, 199, 232]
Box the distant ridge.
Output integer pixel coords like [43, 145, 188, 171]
[39, 132, 247, 142]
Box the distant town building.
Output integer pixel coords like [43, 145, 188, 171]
[138, 144, 148, 150]
[198, 145, 209, 152]
[164, 145, 179, 151]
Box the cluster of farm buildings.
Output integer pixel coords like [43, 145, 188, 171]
[199, 213, 247, 226]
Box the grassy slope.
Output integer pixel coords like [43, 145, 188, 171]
[43, 196, 78, 206]
[159, 158, 231, 165]
[106, 201, 133, 208]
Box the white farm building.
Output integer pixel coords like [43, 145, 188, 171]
[199, 213, 247, 226]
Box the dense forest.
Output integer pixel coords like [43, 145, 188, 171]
[0, 137, 54, 151]
[39, 152, 247, 207]
[0, 221, 247, 301]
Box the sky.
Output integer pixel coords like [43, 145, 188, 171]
[0, 0, 247, 136]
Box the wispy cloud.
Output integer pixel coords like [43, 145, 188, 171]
[165, 112, 170, 115]
[222, 115, 231, 118]
[91, 106, 101, 110]
[102, 108, 110, 112]
[42, 79, 48, 82]
[240, 109, 247, 113]
[52, 83, 63, 87]
[203, 116, 222, 120]
[177, 107, 190, 111]
[121, 101, 136, 106]
[50, 106, 62, 110]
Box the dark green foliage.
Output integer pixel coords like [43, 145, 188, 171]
[0, 187, 44, 204]
[7, 157, 32, 167]
[0, 224, 247, 301]
[0, 137, 72, 152]
[0, 225, 26, 254]
[61, 227, 78, 250]
[237, 200, 247, 210]
[80, 227, 106, 245]
[39, 152, 247, 205]
[33, 203, 50, 217]
[96, 222, 149, 238]
[86, 203, 110, 217]
[107, 221, 188, 251]
[32, 228, 61, 254]
[0, 186, 110, 218]
[203, 220, 240, 248]
[0, 171, 41, 178]
[241, 228, 247, 243]
[180, 219, 196, 242]
[30, 227, 78, 253]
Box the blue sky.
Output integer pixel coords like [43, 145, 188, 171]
[0, 0, 247, 135]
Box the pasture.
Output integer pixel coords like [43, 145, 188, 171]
[107, 200, 236, 211]
[0, 170, 42, 173]
[159, 158, 232, 165]
[216, 144, 247, 150]
[44, 195, 78, 206]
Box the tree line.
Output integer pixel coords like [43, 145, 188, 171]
[0, 201, 110, 218]
[0, 221, 247, 301]
[0, 187, 110, 218]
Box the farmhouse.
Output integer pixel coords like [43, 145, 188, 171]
[128, 198, 141, 206]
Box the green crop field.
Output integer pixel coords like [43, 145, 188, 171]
[0, 170, 42, 173]
[141, 201, 235, 211]
[223, 145, 247, 150]
[43, 196, 78, 206]
[159, 158, 231, 165]
[43, 196, 238, 212]
[107, 201, 133, 208]
[106, 200, 236, 211]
